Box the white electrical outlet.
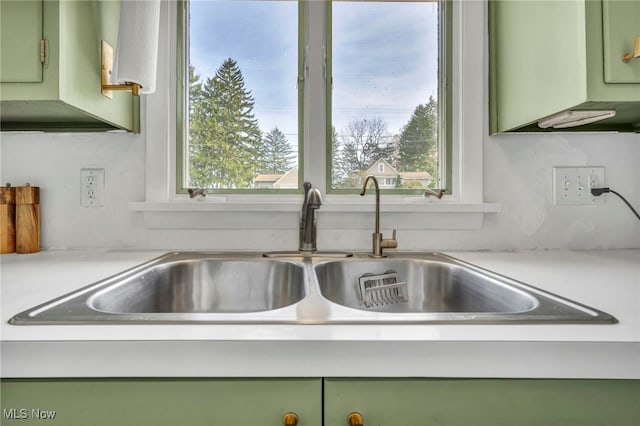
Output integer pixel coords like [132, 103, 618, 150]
[583, 166, 605, 205]
[81, 168, 105, 207]
[553, 166, 605, 205]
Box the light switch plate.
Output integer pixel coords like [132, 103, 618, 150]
[553, 167, 605, 205]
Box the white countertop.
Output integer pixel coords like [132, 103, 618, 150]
[1, 249, 639, 379]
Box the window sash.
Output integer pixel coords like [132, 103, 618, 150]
[175, 0, 305, 195]
[326, 0, 452, 195]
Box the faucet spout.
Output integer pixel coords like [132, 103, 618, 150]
[360, 175, 380, 235]
[360, 175, 397, 257]
[299, 182, 322, 252]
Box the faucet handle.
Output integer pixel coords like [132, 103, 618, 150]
[381, 229, 398, 250]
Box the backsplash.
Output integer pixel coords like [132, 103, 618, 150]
[1, 130, 638, 251]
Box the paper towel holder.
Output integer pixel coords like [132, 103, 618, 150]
[101, 41, 141, 98]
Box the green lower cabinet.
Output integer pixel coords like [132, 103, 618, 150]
[0, 378, 322, 426]
[324, 378, 640, 426]
[3, 378, 639, 425]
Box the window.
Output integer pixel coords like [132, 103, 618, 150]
[137, 0, 493, 230]
[177, 0, 449, 195]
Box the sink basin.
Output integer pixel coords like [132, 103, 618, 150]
[89, 258, 305, 314]
[313, 254, 617, 323]
[9, 252, 617, 325]
[315, 259, 538, 313]
[10, 252, 307, 324]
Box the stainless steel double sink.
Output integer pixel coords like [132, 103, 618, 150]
[9, 252, 617, 325]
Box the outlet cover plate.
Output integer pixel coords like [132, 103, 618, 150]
[81, 168, 105, 207]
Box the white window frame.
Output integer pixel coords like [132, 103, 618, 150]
[130, 0, 500, 230]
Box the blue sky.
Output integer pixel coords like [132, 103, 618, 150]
[332, 1, 438, 136]
[189, 0, 438, 152]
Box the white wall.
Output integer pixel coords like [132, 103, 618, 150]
[1, 0, 639, 252]
[0, 131, 145, 249]
[1, 129, 638, 252]
[482, 132, 640, 250]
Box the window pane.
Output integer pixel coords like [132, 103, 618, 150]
[331, 0, 440, 191]
[186, 0, 298, 190]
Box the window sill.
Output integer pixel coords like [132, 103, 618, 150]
[128, 200, 501, 230]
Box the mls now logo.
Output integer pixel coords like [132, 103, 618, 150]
[3, 408, 57, 420]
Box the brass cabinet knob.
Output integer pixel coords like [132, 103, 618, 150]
[347, 412, 364, 426]
[283, 412, 298, 426]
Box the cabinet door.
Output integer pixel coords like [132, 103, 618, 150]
[324, 378, 640, 426]
[489, 0, 589, 133]
[1, 378, 322, 426]
[0, 1, 43, 83]
[603, 0, 640, 83]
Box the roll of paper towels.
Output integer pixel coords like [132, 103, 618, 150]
[113, 0, 161, 94]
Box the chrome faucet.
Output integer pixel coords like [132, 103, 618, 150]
[299, 181, 322, 252]
[360, 175, 398, 257]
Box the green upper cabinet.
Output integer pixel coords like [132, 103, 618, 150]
[603, 1, 640, 83]
[489, 0, 640, 134]
[0, 1, 43, 83]
[0, 0, 139, 132]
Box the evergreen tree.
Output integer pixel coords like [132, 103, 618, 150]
[396, 96, 438, 178]
[188, 65, 204, 117]
[261, 127, 294, 174]
[330, 126, 349, 188]
[189, 59, 262, 188]
[188, 65, 217, 188]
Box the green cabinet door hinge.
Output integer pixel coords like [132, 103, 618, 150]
[39, 38, 48, 66]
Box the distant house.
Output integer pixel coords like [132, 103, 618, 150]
[253, 167, 298, 189]
[398, 170, 432, 188]
[363, 159, 400, 188]
[254, 174, 282, 189]
[362, 159, 432, 188]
